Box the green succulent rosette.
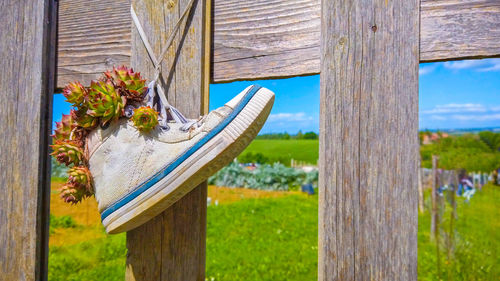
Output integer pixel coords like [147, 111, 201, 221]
[131, 106, 159, 132]
[87, 80, 125, 125]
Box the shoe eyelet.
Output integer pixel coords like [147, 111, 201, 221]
[100, 122, 110, 130]
[160, 124, 170, 132]
[124, 105, 135, 118]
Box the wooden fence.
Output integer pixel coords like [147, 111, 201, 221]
[56, 0, 500, 88]
[1, 0, 499, 280]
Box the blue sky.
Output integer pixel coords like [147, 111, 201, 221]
[54, 58, 500, 133]
[419, 59, 500, 130]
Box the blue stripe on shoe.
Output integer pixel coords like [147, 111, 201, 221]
[101, 85, 262, 221]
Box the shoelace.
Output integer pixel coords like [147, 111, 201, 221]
[131, 0, 202, 131]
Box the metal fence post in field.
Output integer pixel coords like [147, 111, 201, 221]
[0, 0, 57, 280]
[125, 0, 210, 280]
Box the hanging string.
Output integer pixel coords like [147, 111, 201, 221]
[130, 0, 197, 130]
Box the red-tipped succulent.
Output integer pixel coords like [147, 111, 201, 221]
[87, 80, 125, 125]
[59, 182, 92, 204]
[52, 114, 76, 141]
[71, 108, 98, 130]
[68, 166, 94, 193]
[51, 140, 84, 166]
[131, 106, 159, 132]
[105, 66, 147, 103]
[63, 82, 88, 107]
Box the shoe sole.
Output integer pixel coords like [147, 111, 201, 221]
[102, 86, 275, 234]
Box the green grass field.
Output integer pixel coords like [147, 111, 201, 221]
[239, 139, 319, 165]
[49, 184, 499, 280]
[49, 194, 317, 281]
[417, 185, 499, 281]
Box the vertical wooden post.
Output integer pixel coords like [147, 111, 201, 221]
[0, 0, 57, 280]
[431, 155, 439, 238]
[319, 0, 419, 279]
[418, 159, 425, 213]
[125, 0, 210, 280]
[430, 156, 441, 277]
[446, 170, 457, 278]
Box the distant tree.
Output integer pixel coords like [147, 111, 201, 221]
[420, 133, 500, 172]
[296, 130, 304, 139]
[479, 131, 500, 152]
[303, 131, 318, 140]
[256, 132, 292, 140]
[418, 131, 427, 144]
[238, 152, 270, 164]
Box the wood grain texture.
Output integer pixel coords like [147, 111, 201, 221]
[212, 0, 321, 82]
[318, 0, 419, 279]
[125, 0, 209, 280]
[420, 0, 500, 62]
[57, 0, 131, 87]
[0, 0, 57, 280]
[57, 0, 500, 86]
[418, 159, 425, 213]
[431, 156, 439, 240]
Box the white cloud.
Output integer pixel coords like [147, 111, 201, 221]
[430, 115, 446, 121]
[422, 103, 486, 114]
[268, 112, 313, 122]
[262, 112, 318, 134]
[419, 65, 436, 75]
[444, 60, 486, 70]
[491, 106, 500, 112]
[443, 58, 500, 72]
[477, 61, 500, 72]
[451, 114, 500, 121]
[421, 103, 500, 123]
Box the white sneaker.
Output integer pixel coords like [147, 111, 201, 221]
[86, 85, 274, 233]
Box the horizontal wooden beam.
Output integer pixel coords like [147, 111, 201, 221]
[57, 0, 131, 87]
[57, 0, 500, 87]
[420, 0, 500, 62]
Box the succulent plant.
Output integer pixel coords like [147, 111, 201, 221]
[59, 183, 79, 204]
[53, 66, 160, 205]
[105, 66, 147, 103]
[52, 114, 76, 141]
[131, 106, 159, 132]
[71, 128, 87, 148]
[71, 108, 98, 130]
[68, 166, 94, 193]
[59, 182, 92, 204]
[87, 80, 125, 125]
[51, 140, 84, 166]
[63, 82, 88, 108]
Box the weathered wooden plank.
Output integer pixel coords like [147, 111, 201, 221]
[212, 0, 321, 82]
[418, 160, 425, 213]
[0, 0, 57, 280]
[318, 0, 419, 279]
[57, 0, 131, 87]
[431, 155, 439, 239]
[420, 0, 500, 62]
[125, 0, 209, 280]
[57, 0, 500, 87]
